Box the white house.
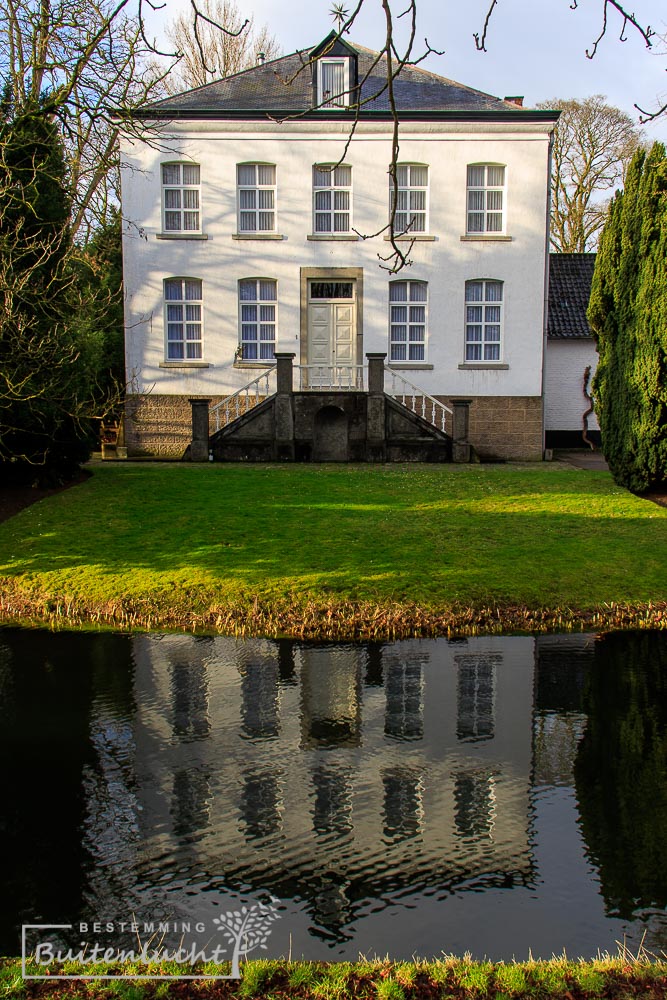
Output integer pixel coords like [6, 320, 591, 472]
[121, 33, 560, 460]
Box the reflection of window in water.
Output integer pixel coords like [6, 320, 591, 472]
[454, 771, 495, 839]
[385, 659, 424, 740]
[171, 661, 210, 740]
[240, 769, 282, 841]
[240, 661, 280, 739]
[171, 769, 211, 837]
[455, 654, 499, 742]
[312, 765, 353, 837]
[300, 654, 362, 748]
[382, 767, 423, 842]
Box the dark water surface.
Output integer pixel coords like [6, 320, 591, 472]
[1, 628, 667, 961]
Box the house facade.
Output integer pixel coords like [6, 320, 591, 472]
[121, 34, 560, 460]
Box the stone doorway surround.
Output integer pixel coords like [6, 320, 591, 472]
[300, 267, 364, 370]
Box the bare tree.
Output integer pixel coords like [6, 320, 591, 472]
[163, 0, 281, 94]
[537, 95, 643, 253]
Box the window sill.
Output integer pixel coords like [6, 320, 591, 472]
[160, 361, 211, 368]
[383, 235, 436, 242]
[460, 235, 512, 242]
[232, 233, 284, 240]
[233, 361, 275, 369]
[388, 363, 434, 370]
[157, 233, 208, 240]
[307, 234, 359, 241]
[458, 363, 509, 370]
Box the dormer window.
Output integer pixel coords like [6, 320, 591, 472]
[318, 58, 349, 108]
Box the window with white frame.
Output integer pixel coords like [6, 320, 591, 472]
[465, 280, 503, 361]
[318, 59, 349, 108]
[237, 164, 276, 233]
[161, 163, 201, 233]
[466, 164, 505, 234]
[389, 281, 427, 362]
[164, 279, 203, 360]
[390, 165, 428, 234]
[239, 279, 277, 361]
[313, 165, 352, 233]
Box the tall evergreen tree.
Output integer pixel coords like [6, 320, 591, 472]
[588, 142, 667, 493]
[0, 96, 95, 482]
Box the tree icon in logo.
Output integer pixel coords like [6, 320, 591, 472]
[213, 902, 281, 978]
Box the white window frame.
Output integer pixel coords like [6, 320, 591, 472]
[466, 164, 506, 235]
[465, 280, 504, 362]
[237, 163, 277, 234]
[161, 163, 201, 234]
[312, 164, 352, 234]
[389, 280, 428, 363]
[164, 278, 203, 361]
[239, 278, 277, 362]
[317, 58, 349, 109]
[390, 164, 429, 235]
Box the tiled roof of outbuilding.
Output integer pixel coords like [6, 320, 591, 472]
[548, 253, 597, 339]
[145, 40, 552, 118]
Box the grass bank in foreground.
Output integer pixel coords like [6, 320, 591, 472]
[2, 956, 667, 999]
[0, 463, 666, 639]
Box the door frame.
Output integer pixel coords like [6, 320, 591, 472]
[300, 267, 364, 370]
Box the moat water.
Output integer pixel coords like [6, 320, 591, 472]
[1, 627, 667, 961]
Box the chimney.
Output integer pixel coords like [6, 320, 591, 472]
[504, 95, 524, 107]
[257, 52, 266, 65]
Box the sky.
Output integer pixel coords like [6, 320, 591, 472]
[157, 0, 667, 144]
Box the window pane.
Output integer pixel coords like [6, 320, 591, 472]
[389, 282, 407, 302]
[237, 164, 256, 185]
[334, 190, 349, 211]
[409, 306, 425, 323]
[486, 282, 503, 301]
[466, 325, 482, 341]
[333, 212, 349, 232]
[409, 344, 425, 361]
[410, 213, 425, 233]
[313, 167, 331, 187]
[241, 325, 257, 340]
[258, 190, 274, 210]
[240, 190, 256, 209]
[185, 280, 201, 300]
[409, 324, 424, 340]
[168, 342, 184, 359]
[487, 213, 502, 232]
[186, 342, 202, 359]
[391, 344, 407, 361]
[466, 282, 483, 302]
[243, 343, 258, 359]
[395, 165, 408, 186]
[410, 165, 428, 186]
[409, 283, 427, 302]
[259, 305, 275, 322]
[467, 306, 483, 323]
[183, 212, 198, 231]
[241, 305, 257, 322]
[484, 343, 501, 360]
[164, 280, 182, 300]
[162, 164, 181, 185]
[487, 190, 503, 211]
[467, 213, 484, 233]
[487, 165, 505, 186]
[182, 164, 200, 185]
[239, 280, 256, 300]
[468, 191, 484, 211]
[334, 165, 351, 186]
[259, 280, 276, 301]
[185, 305, 201, 322]
[391, 326, 407, 342]
[259, 324, 274, 340]
[391, 306, 408, 323]
[240, 212, 255, 231]
[315, 190, 331, 211]
[167, 323, 183, 339]
[467, 165, 485, 186]
[485, 325, 501, 341]
[185, 324, 200, 340]
[257, 164, 275, 185]
[164, 212, 181, 231]
[164, 190, 181, 209]
[258, 212, 274, 231]
[409, 191, 426, 211]
[466, 343, 482, 361]
[259, 343, 274, 359]
[394, 213, 408, 233]
[315, 214, 330, 233]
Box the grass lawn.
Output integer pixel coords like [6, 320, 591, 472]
[0, 462, 666, 636]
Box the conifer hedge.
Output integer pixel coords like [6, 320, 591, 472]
[588, 142, 667, 493]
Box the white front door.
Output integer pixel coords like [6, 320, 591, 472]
[307, 280, 357, 387]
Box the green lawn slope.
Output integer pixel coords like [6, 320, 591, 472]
[0, 463, 665, 637]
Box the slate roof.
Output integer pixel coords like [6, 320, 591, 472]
[143, 38, 558, 120]
[548, 253, 597, 339]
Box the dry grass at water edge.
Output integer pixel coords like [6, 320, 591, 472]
[3, 952, 667, 999]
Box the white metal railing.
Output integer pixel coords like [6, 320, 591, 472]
[210, 365, 277, 432]
[384, 367, 453, 434]
[296, 364, 366, 390]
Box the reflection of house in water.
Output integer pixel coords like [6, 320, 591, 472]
[119, 633, 537, 939]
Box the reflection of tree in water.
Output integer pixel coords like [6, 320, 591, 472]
[575, 631, 667, 919]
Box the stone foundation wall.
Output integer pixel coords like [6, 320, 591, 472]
[439, 395, 543, 461]
[127, 392, 544, 462]
[125, 394, 225, 458]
